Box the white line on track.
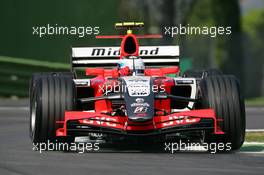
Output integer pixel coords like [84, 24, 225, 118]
[239, 152, 264, 154]
[0, 106, 28, 110]
[243, 142, 264, 145]
[246, 129, 264, 132]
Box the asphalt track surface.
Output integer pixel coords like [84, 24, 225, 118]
[0, 100, 263, 175]
[245, 107, 264, 129]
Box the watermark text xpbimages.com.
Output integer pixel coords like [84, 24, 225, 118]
[32, 24, 100, 37]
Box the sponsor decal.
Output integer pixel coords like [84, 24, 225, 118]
[126, 79, 150, 97]
[80, 117, 117, 127]
[91, 47, 159, 57]
[127, 79, 148, 83]
[129, 87, 149, 96]
[131, 98, 150, 107]
[134, 106, 148, 114]
[135, 113, 147, 117]
[135, 98, 144, 103]
[175, 80, 194, 84]
[162, 116, 199, 127]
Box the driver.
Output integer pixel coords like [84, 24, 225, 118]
[118, 56, 145, 76]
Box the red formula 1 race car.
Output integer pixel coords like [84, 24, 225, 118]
[29, 22, 245, 152]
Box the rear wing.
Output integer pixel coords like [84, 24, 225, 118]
[71, 46, 179, 68]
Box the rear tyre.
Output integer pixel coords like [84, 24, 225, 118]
[199, 75, 245, 151]
[30, 73, 76, 147]
[183, 69, 222, 78]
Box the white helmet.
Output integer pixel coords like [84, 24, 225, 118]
[118, 56, 145, 76]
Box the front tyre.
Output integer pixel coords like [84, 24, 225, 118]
[30, 73, 76, 145]
[199, 75, 245, 151]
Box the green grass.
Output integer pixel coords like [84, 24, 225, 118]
[245, 132, 264, 142]
[240, 145, 264, 152]
[0, 56, 69, 69]
[245, 97, 264, 106]
[0, 55, 69, 97]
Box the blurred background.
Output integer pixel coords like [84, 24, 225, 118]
[0, 0, 263, 104]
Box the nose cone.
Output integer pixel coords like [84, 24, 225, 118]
[121, 76, 154, 122]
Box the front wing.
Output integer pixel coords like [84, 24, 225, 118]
[56, 109, 224, 137]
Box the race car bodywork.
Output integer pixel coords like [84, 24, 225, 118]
[30, 22, 245, 151]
